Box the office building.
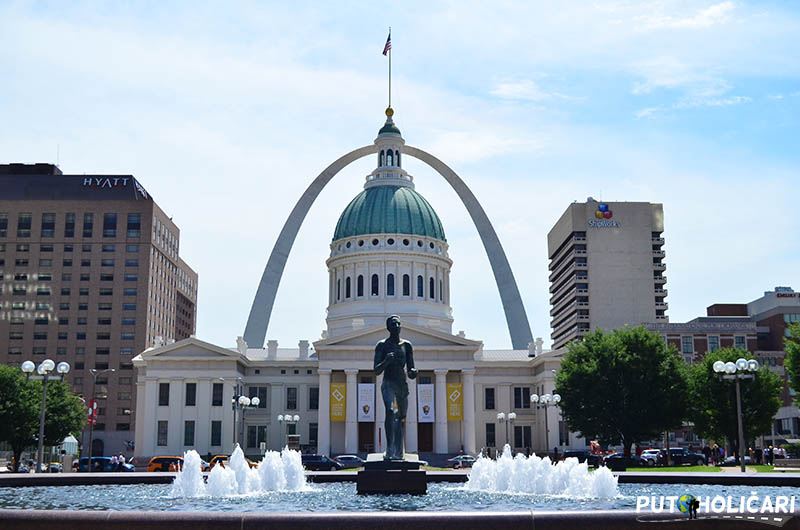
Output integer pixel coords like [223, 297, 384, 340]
[0, 163, 198, 455]
[548, 200, 666, 349]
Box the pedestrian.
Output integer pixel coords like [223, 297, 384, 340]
[110, 454, 118, 471]
[702, 445, 711, 465]
[119, 453, 126, 468]
[755, 447, 762, 465]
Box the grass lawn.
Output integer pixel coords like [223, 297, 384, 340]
[624, 466, 721, 472]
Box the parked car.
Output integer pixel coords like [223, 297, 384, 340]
[562, 450, 601, 467]
[446, 455, 476, 469]
[720, 455, 753, 467]
[603, 452, 647, 467]
[78, 457, 135, 472]
[657, 448, 706, 467]
[640, 449, 660, 467]
[5, 462, 29, 473]
[48, 463, 63, 473]
[333, 455, 365, 469]
[147, 456, 184, 472]
[301, 454, 342, 471]
[208, 455, 256, 470]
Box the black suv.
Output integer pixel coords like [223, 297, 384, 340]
[657, 448, 706, 466]
[301, 454, 343, 471]
[562, 450, 601, 467]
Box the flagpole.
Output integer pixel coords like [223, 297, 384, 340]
[388, 27, 392, 108]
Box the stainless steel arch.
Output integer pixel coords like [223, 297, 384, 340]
[243, 144, 533, 350]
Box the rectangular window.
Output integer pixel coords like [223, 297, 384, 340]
[14, 258, 28, 266]
[184, 420, 195, 446]
[64, 213, 75, 238]
[41, 213, 55, 237]
[82, 244, 91, 252]
[247, 425, 258, 448]
[99, 288, 113, 296]
[681, 336, 694, 354]
[248, 386, 267, 408]
[286, 387, 298, 410]
[127, 213, 141, 238]
[40, 245, 53, 252]
[309, 423, 318, 445]
[17, 213, 32, 238]
[486, 423, 496, 447]
[708, 336, 720, 353]
[0, 213, 7, 237]
[98, 303, 111, 310]
[101, 259, 114, 267]
[157, 421, 168, 446]
[734, 336, 746, 350]
[38, 258, 52, 267]
[126, 244, 139, 253]
[287, 424, 297, 435]
[309, 387, 319, 410]
[103, 213, 117, 238]
[100, 274, 113, 281]
[97, 318, 111, 325]
[33, 332, 48, 340]
[64, 244, 73, 253]
[123, 303, 136, 311]
[97, 332, 110, 340]
[159, 383, 170, 406]
[101, 244, 115, 252]
[211, 421, 222, 446]
[121, 332, 134, 340]
[513, 387, 531, 409]
[124, 274, 137, 281]
[81, 259, 91, 267]
[79, 288, 89, 296]
[123, 288, 137, 296]
[122, 317, 135, 326]
[82, 213, 93, 238]
[116, 423, 131, 431]
[484, 387, 495, 410]
[513, 425, 532, 448]
[125, 258, 138, 267]
[38, 273, 51, 281]
[185, 383, 197, 406]
[212, 383, 223, 406]
[63, 259, 72, 267]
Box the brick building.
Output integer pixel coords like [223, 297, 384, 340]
[0, 163, 198, 456]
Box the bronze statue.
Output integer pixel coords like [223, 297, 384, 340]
[374, 315, 417, 460]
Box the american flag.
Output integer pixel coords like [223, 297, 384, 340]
[382, 32, 391, 56]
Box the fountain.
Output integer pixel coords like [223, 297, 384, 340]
[172, 444, 308, 498]
[466, 445, 618, 497]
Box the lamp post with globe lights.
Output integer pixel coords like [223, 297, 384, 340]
[713, 358, 759, 473]
[496, 412, 516, 451]
[232, 394, 260, 447]
[278, 414, 300, 448]
[20, 359, 70, 473]
[531, 393, 561, 458]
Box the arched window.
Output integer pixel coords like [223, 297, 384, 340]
[402, 274, 410, 296]
[337, 279, 341, 300]
[439, 280, 443, 301]
[379, 151, 384, 167]
[387, 274, 395, 296]
[371, 274, 379, 296]
[429, 277, 435, 299]
[395, 150, 400, 167]
[346, 277, 351, 298]
[417, 275, 423, 297]
[387, 150, 393, 166]
[357, 275, 364, 297]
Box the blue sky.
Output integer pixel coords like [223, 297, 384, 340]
[1, 1, 798, 349]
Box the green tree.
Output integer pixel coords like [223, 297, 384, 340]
[0, 365, 39, 472]
[555, 326, 689, 459]
[687, 348, 781, 456]
[785, 322, 800, 402]
[0, 365, 86, 472]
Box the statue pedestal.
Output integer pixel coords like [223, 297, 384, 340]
[356, 453, 427, 495]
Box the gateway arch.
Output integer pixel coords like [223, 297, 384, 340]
[243, 144, 534, 350]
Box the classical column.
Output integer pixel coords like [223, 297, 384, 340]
[498, 382, 512, 447]
[344, 369, 359, 454]
[405, 376, 418, 453]
[317, 370, 331, 456]
[461, 369, 476, 455]
[434, 369, 448, 454]
[270, 383, 284, 449]
[374, 373, 386, 454]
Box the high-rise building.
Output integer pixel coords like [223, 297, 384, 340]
[547, 200, 666, 349]
[0, 163, 198, 455]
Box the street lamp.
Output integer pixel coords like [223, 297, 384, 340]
[21, 359, 70, 473]
[232, 394, 260, 447]
[496, 411, 516, 451]
[278, 414, 300, 448]
[531, 392, 561, 458]
[713, 358, 759, 473]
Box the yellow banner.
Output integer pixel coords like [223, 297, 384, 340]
[330, 383, 346, 422]
[447, 382, 463, 421]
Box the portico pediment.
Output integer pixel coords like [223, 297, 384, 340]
[141, 337, 244, 362]
[314, 322, 482, 350]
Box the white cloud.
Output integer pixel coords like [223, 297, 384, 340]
[635, 106, 661, 119]
[635, 1, 735, 31]
[490, 79, 576, 102]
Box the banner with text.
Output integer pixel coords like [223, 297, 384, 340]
[357, 383, 375, 422]
[330, 383, 346, 422]
[447, 382, 463, 421]
[417, 384, 435, 423]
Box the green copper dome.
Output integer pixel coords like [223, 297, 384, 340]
[333, 185, 446, 242]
